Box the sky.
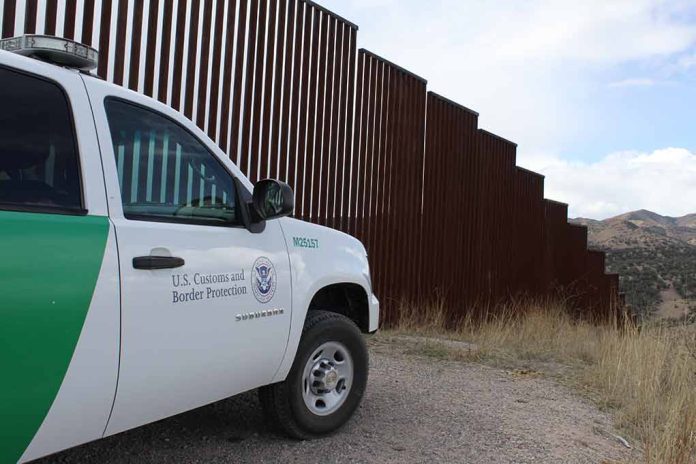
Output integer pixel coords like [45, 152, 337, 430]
[318, 0, 696, 219]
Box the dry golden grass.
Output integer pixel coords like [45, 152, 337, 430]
[388, 299, 696, 463]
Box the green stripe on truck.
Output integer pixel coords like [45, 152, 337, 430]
[0, 211, 109, 464]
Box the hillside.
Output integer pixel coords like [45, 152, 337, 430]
[572, 210, 696, 317]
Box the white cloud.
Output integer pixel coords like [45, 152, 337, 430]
[608, 78, 656, 87]
[677, 52, 696, 70]
[520, 148, 696, 219]
[317, 0, 696, 220]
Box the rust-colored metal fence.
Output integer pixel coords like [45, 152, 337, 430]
[2, 0, 621, 322]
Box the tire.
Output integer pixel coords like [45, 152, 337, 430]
[259, 310, 368, 439]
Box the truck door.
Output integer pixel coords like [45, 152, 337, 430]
[83, 81, 292, 436]
[0, 57, 119, 463]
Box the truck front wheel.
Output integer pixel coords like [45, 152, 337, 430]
[259, 310, 368, 439]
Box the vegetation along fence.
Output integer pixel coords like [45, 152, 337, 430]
[1, 0, 622, 322]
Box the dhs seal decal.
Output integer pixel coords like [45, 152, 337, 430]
[251, 257, 277, 303]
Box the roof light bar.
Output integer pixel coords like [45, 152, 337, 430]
[0, 35, 98, 71]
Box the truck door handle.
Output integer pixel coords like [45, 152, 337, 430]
[132, 256, 185, 270]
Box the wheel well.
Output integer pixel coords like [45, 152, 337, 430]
[308, 283, 370, 333]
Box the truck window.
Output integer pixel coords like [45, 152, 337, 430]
[0, 67, 83, 213]
[104, 99, 240, 226]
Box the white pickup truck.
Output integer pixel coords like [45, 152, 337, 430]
[0, 35, 379, 464]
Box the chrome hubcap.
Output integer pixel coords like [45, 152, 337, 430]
[302, 341, 353, 416]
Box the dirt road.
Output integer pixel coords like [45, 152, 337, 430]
[35, 335, 636, 463]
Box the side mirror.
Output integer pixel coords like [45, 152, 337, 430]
[251, 179, 294, 221]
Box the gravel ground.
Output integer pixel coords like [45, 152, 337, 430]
[35, 335, 637, 464]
